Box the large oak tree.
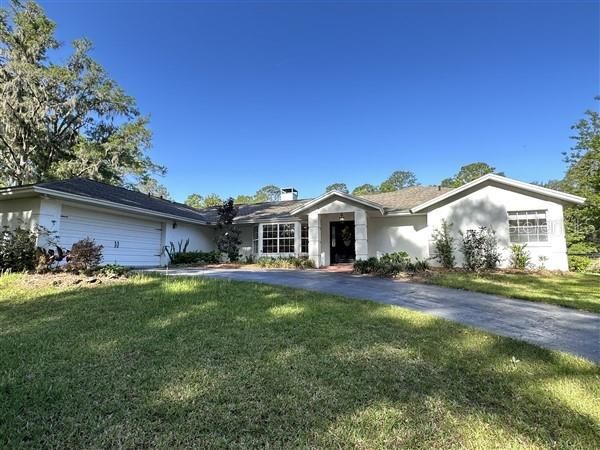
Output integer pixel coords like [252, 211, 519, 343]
[0, 0, 164, 187]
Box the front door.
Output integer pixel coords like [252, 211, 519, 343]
[330, 221, 355, 264]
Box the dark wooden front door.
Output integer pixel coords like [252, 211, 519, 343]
[330, 221, 355, 264]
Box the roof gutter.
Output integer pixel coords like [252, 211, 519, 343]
[0, 185, 36, 197]
[32, 187, 211, 226]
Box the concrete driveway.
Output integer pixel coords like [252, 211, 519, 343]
[154, 267, 600, 363]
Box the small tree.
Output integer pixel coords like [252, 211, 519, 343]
[325, 183, 349, 194]
[215, 198, 241, 262]
[379, 170, 418, 192]
[203, 194, 223, 208]
[254, 185, 281, 202]
[431, 220, 455, 268]
[460, 226, 501, 272]
[184, 193, 204, 209]
[352, 183, 379, 196]
[440, 162, 502, 188]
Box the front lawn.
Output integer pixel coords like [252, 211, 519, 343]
[425, 271, 600, 313]
[1, 274, 598, 448]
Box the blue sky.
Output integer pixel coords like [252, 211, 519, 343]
[39, 0, 598, 202]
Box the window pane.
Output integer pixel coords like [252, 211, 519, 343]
[301, 223, 309, 253]
[508, 210, 547, 243]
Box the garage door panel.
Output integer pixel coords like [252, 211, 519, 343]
[60, 206, 163, 267]
[59, 232, 160, 247]
[59, 216, 162, 234]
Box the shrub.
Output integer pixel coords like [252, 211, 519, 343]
[353, 257, 380, 275]
[256, 256, 315, 269]
[510, 244, 531, 270]
[460, 227, 501, 272]
[167, 250, 221, 265]
[431, 220, 455, 268]
[567, 242, 599, 255]
[411, 258, 431, 272]
[374, 260, 403, 277]
[587, 259, 600, 274]
[380, 251, 411, 266]
[98, 264, 130, 277]
[66, 238, 103, 274]
[353, 253, 429, 276]
[569, 255, 592, 272]
[0, 226, 36, 272]
[31, 225, 67, 273]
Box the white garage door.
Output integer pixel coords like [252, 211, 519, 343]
[59, 205, 163, 267]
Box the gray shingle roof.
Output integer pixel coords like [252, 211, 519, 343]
[200, 199, 313, 223]
[12, 178, 452, 223]
[358, 186, 454, 211]
[36, 178, 209, 223]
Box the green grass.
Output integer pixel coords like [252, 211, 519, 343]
[1, 274, 598, 449]
[425, 271, 600, 313]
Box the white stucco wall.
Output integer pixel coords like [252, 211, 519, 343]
[237, 224, 255, 261]
[0, 197, 40, 231]
[164, 222, 215, 254]
[426, 184, 569, 270]
[367, 215, 429, 260]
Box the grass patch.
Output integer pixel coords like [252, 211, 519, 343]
[1, 273, 598, 448]
[426, 271, 600, 313]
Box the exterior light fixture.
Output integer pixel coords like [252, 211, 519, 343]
[172, 221, 178, 229]
[339, 213, 345, 222]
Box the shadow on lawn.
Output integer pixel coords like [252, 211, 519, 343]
[0, 275, 599, 448]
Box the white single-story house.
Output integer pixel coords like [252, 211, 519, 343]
[0, 174, 585, 270]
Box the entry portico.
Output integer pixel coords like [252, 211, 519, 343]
[291, 191, 385, 268]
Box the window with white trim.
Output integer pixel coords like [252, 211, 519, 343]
[262, 223, 295, 253]
[301, 223, 309, 253]
[508, 210, 548, 243]
[252, 225, 259, 254]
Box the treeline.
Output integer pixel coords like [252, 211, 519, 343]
[184, 162, 502, 209]
[325, 162, 502, 196]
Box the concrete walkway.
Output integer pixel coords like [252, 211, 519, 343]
[153, 267, 600, 362]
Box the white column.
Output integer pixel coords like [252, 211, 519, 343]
[160, 223, 168, 266]
[308, 212, 322, 267]
[294, 221, 302, 256]
[258, 223, 264, 258]
[354, 209, 368, 261]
